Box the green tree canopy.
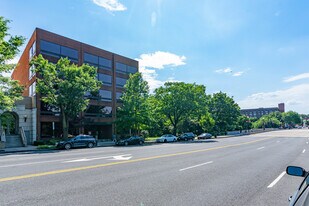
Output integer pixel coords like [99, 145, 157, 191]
[283, 111, 302, 126]
[116, 72, 149, 135]
[0, 16, 24, 110]
[154, 82, 208, 135]
[31, 55, 101, 138]
[208, 92, 240, 135]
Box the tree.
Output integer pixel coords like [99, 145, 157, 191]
[283, 111, 302, 127]
[236, 115, 252, 132]
[32, 55, 101, 138]
[154, 82, 208, 135]
[0, 16, 24, 110]
[116, 72, 149, 135]
[208, 92, 240, 136]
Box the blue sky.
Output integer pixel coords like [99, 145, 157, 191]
[1, 0, 309, 113]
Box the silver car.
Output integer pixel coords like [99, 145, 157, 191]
[156, 134, 177, 143]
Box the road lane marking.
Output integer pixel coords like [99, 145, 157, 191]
[179, 161, 213, 171]
[0, 136, 275, 183]
[276, 141, 280, 143]
[267, 171, 286, 188]
[303, 149, 306, 154]
[0, 153, 127, 168]
[257, 147, 265, 150]
[64, 154, 132, 163]
[307, 142, 308, 144]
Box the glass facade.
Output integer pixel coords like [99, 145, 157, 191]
[98, 73, 112, 86]
[29, 65, 35, 80]
[116, 92, 122, 101]
[116, 62, 137, 74]
[116, 77, 127, 87]
[85, 105, 112, 117]
[40, 40, 78, 62]
[84, 52, 112, 71]
[99, 90, 112, 101]
[29, 41, 36, 61]
[29, 81, 36, 97]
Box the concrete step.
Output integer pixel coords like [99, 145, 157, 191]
[5, 135, 23, 148]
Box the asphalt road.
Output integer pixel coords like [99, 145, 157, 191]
[0, 129, 309, 206]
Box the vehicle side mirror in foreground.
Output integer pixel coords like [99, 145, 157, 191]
[286, 166, 306, 177]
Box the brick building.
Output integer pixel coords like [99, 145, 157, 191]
[11, 28, 138, 141]
[240, 103, 285, 118]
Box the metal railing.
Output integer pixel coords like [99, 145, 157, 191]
[19, 127, 27, 147]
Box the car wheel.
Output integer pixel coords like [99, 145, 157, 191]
[64, 143, 71, 150]
[139, 140, 143, 145]
[164, 139, 167, 143]
[124, 141, 129, 146]
[87, 142, 94, 148]
[173, 138, 176, 142]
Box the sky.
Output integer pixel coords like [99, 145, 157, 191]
[1, 0, 309, 114]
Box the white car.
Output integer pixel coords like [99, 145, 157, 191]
[156, 134, 177, 143]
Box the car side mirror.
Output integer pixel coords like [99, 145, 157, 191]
[286, 166, 306, 177]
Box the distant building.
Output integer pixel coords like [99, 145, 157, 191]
[240, 103, 285, 118]
[10, 28, 138, 143]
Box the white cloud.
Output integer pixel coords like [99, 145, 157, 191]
[238, 84, 309, 114]
[215, 67, 232, 73]
[92, 0, 127, 11]
[232, 71, 244, 77]
[283, 73, 309, 83]
[136, 51, 186, 92]
[137, 51, 186, 69]
[215, 67, 246, 77]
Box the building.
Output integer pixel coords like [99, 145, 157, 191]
[11, 28, 138, 142]
[240, 103, 285, 118]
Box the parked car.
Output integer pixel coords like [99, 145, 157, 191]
[178, 132, 195, 141]
[116, 136, 144, 146]
[156, 134, 177, 143]
[56, 135, 97, 150]
[197, 133, 212, 139]
[286, 166, 309, 206]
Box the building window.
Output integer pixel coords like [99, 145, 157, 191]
[116, 77, 127, 87]
[40, 40, 78, 62]
[85, 105, 112, 117]
[127, 65, 137, 73]
[98, 73, 112, 86]
[116, 62, 137, 74]
[29, 65, 35, 80]
[116, 92, 122, 101]
[29, 41, 36, 60]
[61, 46, 78, 60]
[99, 57, 112, 70]
[29, 81, 36, 97]
[99, 90, 112, 101]
[84, 53, 112, 71]
[84, 52, 98, 65]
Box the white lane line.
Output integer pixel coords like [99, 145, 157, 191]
[303, 149, 306, 154]
[179, 161, 213, 172]
[267, 171, 286, 188]
[307, 142, 308, 144]
[0, 153, 127, 168]
[257, 147, 265, 150]
[276, 141, 280, 143]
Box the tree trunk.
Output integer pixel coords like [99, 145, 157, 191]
[61, 109, 69, 139]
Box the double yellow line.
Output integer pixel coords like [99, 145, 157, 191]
[0, 137, 273, 183]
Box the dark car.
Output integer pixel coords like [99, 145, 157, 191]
[116, 136, 144, 146]
[178, 132, 195, 141]
[56, 135, 97, 150]
[197, 133, 212, 139]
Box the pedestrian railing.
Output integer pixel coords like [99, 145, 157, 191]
[19, 127, 27, 147]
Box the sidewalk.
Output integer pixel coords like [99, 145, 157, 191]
[0, 145, 39, 153]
